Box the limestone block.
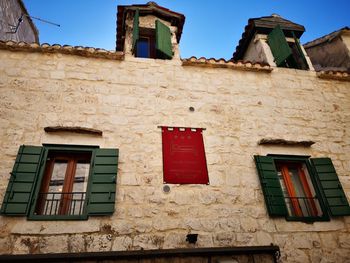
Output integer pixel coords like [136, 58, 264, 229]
[196, 233, 214, 247]
[111, 221, 134, 235]
[85, 234, 113, 252]
[69, 234, 85, 253]
[133, 234, 164, 250]
[0, 237, 11, 254]
[319, 233, 338, 248]
[13, 236, 39, 254]
[215, 231, 235, 246]
[236, 233, 255, 246]
[39, 235, 68, 253]
[50, 70, 65, 79]
[163, 232, 187, 249]
[290, 233, 313, 249]
[338, 233, 350, 248]
[255, 231, 273, 245]
[112, 236, 132, 251]
[284, 249, 310, 263]
[12, 220, 100, 235]
[240, 216, 259, 233]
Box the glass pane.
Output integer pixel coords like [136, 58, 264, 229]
[277, 171, 294, 215]
[73, 162, 90, 193]
[43, 161, 67, 215]
[48, 161, 67, 193]
[136, 38, 150, 58]
[69, 162, 90, 215]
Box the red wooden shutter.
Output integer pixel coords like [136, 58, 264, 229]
[162, 127, 209, 184]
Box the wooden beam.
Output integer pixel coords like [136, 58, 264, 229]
[258, 138, 315, 147]
[44, 126, 103, 136]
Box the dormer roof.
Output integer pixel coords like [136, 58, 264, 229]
[116, 2, 185, 51]
[232, 15, 305, 61]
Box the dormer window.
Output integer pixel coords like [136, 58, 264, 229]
[116, 3, 184, 59]
[232, 15, 313, 70]
[132, 9, 173, 59]
[267, 25, 309, 70]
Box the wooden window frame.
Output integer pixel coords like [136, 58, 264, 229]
[29, 145, 97, 221]
[268, 155, 329, 222]
[135, 28, 156, 59]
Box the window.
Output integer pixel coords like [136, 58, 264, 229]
[0, 145, 119, 220]
[267, 25, 308, 70]
[161, 127, 209, 184]
[35, 151, 91, 217]
[254, 155, 350, 222]
[132, 9, 173, 59]
[136, 29, 156, 58]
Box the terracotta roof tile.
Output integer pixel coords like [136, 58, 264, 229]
[317, 70, 350, 81]
[0, 40, 124, 60]
[304, 27, 350, 48]
[182, 56, 272, 72]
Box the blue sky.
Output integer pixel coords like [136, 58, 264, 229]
[23, 0, 349, 59]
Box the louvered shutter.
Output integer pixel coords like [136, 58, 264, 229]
[132, 9, 140, 52]
[310, 158, 350, 216]
[156, 20, 173, 59]
[87, 148, 119, 215]
[254, 155, 288, 216]
[1, 145, 44, 215]
[267, 25, 292, 66]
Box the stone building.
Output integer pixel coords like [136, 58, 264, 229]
[0, 2, 349, 263]
[304, 27, 350, 72]
[0, 0, 39, 43]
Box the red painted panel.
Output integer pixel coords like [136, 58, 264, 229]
[162, 127, 209, 184]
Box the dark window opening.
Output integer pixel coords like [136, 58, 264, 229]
[279, 42, 309, 70]
[135, 28, 156, 59]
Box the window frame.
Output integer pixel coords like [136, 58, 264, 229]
[267, 154, 330, 222]
[135, 28, 156, 59]
[28, 145, 98, 221]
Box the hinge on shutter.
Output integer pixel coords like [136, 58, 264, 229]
[109, 191, 112, 200]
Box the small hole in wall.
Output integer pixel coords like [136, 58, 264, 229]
[189, 107, 195, 112]
[163, 185, 170, 193]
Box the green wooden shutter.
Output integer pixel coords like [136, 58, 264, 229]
[254, 155, 288, 216]
[132, 9, 140, 52]
[310, 158, 350, 216]
[156, 20, 173, 59]
[267, 25, 292, 66]
[87, 148, 119, 215]
[1, 145, 44, 215]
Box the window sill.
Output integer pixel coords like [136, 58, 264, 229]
[28, 214, 88, 221]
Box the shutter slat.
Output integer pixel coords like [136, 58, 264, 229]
[88, 148, 119, 215]
[311, 158, 350, 216]
[156, 20, 173, 59]
[1, 145, 44, 215]
[254, 156, 288, 216]
[267, 25, 292, 66]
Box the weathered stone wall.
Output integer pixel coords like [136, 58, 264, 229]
[0, 0, 38, 43]
[0, 48, 349, 263]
